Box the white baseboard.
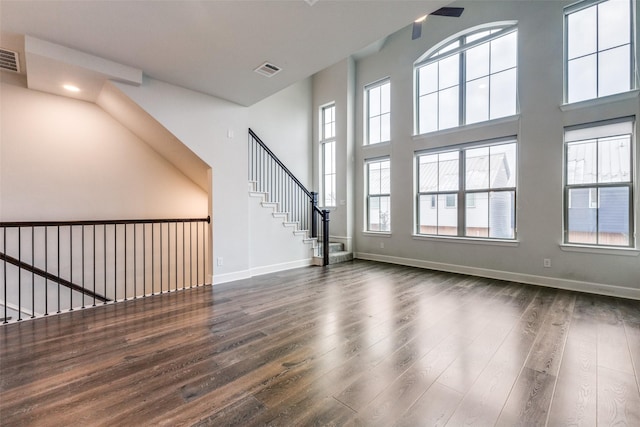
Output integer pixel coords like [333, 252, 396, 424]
[213, 258, 314, 285]
[355, 252, 640, 301]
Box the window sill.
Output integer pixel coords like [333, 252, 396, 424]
[363, 231, 392, 237]
[362, 141, 391, 149]
[412, 114, 520, 140]
[560, 90, 640, 112]
[560, 244, 639, 257]
[412, 234, 519, 247]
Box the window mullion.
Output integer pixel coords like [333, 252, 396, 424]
[459, 149, 466, 236]
[460, 39, 466, 127]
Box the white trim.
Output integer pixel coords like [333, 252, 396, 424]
[213, 259, 314, 285]
[560, 244, 640, 256]
[354, 252, 640, 300]
[412, 234, 519, 247]
[362, 231, 392, 237]
[0, 300, 44, 318]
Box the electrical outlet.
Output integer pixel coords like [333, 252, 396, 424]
[543, 258, 551, 268]
[217, 257, 224, 266]
[380, 242, 385, 249]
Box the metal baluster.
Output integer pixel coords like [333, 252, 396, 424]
[158, 223, 163, 294]
[196, 221, 199, 286]
[31, 227, 35, 318]
[18, 227, 21, 321]
[45, 227, 49, 315]
[3, 227, 7, 323]
[182, 222, 185, 289]
[69, 226, 73, 311]
[114, 224, 117, 302]
[124, 224, 127, 301]
[202, 221, 205, 285]
[103, 224, 107, 304]
[189, 223, 193, 288]
[93, 225, 96, 307]
[152, 223, 155, 295]
[81, 225, 85, 309]
[175, 222, 178, 291]
[143, 223, 146, 297]
[57, 226, 61, 313]
[133, 224, 137, 299]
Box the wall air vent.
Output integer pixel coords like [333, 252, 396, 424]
[254, 62, 282, 78]
[0, 48, 20, 73]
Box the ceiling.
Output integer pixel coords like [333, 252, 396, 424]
[0, 0, 450, 106]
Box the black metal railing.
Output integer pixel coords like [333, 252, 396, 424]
[1, 217, 210, 323]
[248, 129, 329, 266]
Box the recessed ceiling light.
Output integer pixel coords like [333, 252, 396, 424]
[415, 15, 428, 23]
[63, 84, 80, 92]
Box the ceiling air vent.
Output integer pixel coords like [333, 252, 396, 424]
[0, 48, 20, 73]
[254, 62, 281, 78]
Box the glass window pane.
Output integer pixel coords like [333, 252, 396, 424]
[490, 31, 517, 73]
[490, 143, 517, 188]
[438, 40, 460, 55]
[466, 147, 490, 190]
[438, 194, 458, 235]
[598, 135, 631, 183]
[380, 160, 391, 194]
[369, 86, 381, 116]
[598, 0, 630, 51]
[567, 55, 597, 103]
[466, 192, 488, 237]
[567, 140, 597, 184]
[439, 54, 460, 89]
[419, 63, 438, 95]
[379, 196, 391, 232]
[465, 77, 489, 125]
[368, 196, 380, 231]
[420, 154, 438, 192]
[489, 191, 515, 239]
[381, 82, 391, 114]
[419, 93, 438, 134]
[567, 188, 598, 244]
[567, 6, 597, 59]
[598, 186, 629, 246]
[438, 151, 459, 191]
[466, 30, 491, 43]
[419, 195, 437, 234]
[380, 113, 390, 142]
[439, 86, 459, 130]
[368, 163, 380, 194]
[369, 116, 381, 145]
[324, 175, 334, 206]
[598, 45, 631, 98]
[466, 43, 490, 81]
[489, 68, 517, 119]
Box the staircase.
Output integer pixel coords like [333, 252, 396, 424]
[313, 242, 353, 266]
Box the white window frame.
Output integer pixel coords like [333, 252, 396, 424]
[563, 117, 635, 248]
[366, 157, 391, 232]
[320, 103, 336, 207]
[414, 23, 518, 135]
[365, 78, 391, 145]
[416, 139, 517, 239]
[564, 0, 636, 104]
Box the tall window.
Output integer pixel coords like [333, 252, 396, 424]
[320, 104, 336, 207]
[415, 24, 518, 134]
[366, 158, 391, 232]
[366, 79, 391, 145]
[564, 118, 634, 247]
[417, 140, 517, 239]
[565, 0, 634, 103]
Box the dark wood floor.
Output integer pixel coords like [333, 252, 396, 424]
[1, 260, 639, 426]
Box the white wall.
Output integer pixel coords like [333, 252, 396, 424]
[312, 58, 356, 251]
[349, 0, 640, 297]
[114, 77, 314, 283]
[0, 82, 208, 220]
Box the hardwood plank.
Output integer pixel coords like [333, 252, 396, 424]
[1, 260, 638, 426]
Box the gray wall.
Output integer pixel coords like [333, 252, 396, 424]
[345, 0, 639, 297]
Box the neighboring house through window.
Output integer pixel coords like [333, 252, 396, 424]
[564, 118, 634, 247]
[366, 79, 391, 145]
[417, 140, 517, 239]
[565, 0, 634, 103]
[366, 158, 391, 232]
[415, 23, 518, 134]
[320, 103, 336, 207]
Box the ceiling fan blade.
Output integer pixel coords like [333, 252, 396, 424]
[429, 7, 464, 18]
[412, 21, 423, 40]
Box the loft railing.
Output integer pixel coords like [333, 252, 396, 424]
[0, 217, 210, 323]
[248, 129, 329, 266]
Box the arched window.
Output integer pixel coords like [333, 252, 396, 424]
[415, 23, 518, 134]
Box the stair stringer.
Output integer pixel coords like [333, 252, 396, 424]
[248, 183, 317, 275]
